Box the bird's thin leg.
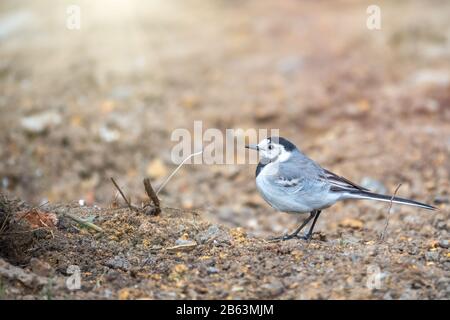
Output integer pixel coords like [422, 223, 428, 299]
[269, 211, 316, 241]
[302, 210, 321, 240]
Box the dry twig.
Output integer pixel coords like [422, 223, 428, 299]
[143, 178, 161, 215]
[110, 177, 138, 212]
[380, 184, 402, 242]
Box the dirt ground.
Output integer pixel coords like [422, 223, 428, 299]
[0, 0, 449, 299]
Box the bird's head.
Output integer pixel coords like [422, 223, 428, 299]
[246, 136, 297, 163]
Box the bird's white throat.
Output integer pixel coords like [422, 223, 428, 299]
[259, 150, 291, 177]
[277, 150, 291, 162]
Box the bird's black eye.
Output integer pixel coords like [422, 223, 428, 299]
[268, 144, 273, 150]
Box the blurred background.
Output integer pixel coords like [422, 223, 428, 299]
[0, 0, 449, 237]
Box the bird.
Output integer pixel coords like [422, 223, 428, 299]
[245, 136, 436, 241]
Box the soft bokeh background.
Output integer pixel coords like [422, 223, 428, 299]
[1, 0, 449, 237]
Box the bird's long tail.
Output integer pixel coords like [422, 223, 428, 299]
[345, 191, 437, 210]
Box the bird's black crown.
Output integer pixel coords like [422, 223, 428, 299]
[268, 136, 297, 151]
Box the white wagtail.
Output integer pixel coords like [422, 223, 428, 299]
[246, 136, 436, 240]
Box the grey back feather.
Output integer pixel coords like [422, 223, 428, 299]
[270, 150, 329, 194]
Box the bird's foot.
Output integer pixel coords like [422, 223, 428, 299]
[299, 233, 313, 241]
[267, 234, 292, 242]
[267, 232, 311, 242]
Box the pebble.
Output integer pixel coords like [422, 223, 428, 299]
[2, 177, 9, 189]
[105, 256, 131, 271]
[99, 126, 120, 143]
[103, 289, 113, 299]
[175, 239, 194, 246]
[196, 225, 231, 245]
[425, 251, 439, 262]
[434, 196, 449, 205]
[260, 281, 284, 297]
[231, 286, 244, 292]
[21, 111, 61, 134]
[207, 267, 219, 274]
[438, 240, 449, 249]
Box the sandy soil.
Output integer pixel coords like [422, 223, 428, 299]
[0, 195, 448, 299]
[0, 0, 449, 299]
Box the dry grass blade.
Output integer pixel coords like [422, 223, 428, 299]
[155, 150, 203, 196]
[64, 212, 104, 233]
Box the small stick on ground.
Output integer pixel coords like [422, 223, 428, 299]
[110, 177, 138, 212]
[143, 178, 161, 215]
[380, 184, 402, 242]
[64, 212, 104, 233]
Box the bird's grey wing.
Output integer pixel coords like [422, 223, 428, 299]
[273, 151, 369, 194]
[321, 169, 370, 193]
[272, 175, 305, 194]
[271, 153, 328, 194]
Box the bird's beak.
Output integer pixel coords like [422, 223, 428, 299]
[245, 144, 259, 151]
